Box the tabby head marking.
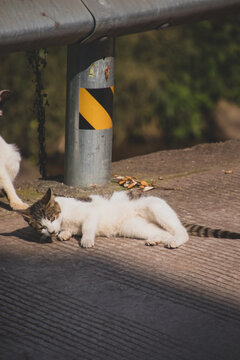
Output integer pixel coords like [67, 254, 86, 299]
[19, 188, 61, 235]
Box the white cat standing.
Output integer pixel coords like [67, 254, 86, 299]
[0, 136, 28, 210]
[0, 90, 28, 210]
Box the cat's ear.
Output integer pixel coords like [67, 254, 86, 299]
[41, 188, 54, 206]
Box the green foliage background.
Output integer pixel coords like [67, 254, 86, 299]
[1, 15, 240, 167]
[115, 15, 240, 149]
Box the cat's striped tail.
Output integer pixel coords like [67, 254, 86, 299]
[182, 222, 240, 239]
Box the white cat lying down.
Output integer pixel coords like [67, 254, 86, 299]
[20, 188, 189, 249]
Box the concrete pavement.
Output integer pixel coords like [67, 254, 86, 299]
[1, 140, 240, 359]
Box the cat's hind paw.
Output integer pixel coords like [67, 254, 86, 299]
[145, 233, 172, 247]
[165, 235, 188, 249]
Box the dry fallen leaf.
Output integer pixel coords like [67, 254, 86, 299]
[142, 186, 154, 192]
[140, 180, 148, 186]
[113, 174, 155, 192]
[127, 182, 137, 189]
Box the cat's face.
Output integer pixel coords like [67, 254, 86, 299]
[19, 188, 61, 237]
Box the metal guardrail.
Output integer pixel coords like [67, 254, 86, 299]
[0, 0, 93, 53]
[1, 0, 240, 53]
[83, 0, 240, 41]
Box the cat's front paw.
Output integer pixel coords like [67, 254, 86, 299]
[145, 240, 160, 246]
[80, 236, 95, 248]
[57, 230, 72, 241]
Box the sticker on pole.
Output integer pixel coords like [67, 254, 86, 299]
[79, 87, 114, 130]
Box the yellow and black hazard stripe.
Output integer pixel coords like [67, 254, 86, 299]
[79, 87, 114, 130]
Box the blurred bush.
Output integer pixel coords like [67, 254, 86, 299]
[115, 15, 240, 149]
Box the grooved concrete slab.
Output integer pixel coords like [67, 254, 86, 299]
[1, 140, 240, 360]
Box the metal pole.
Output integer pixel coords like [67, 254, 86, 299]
[64, 37, 114, 187]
